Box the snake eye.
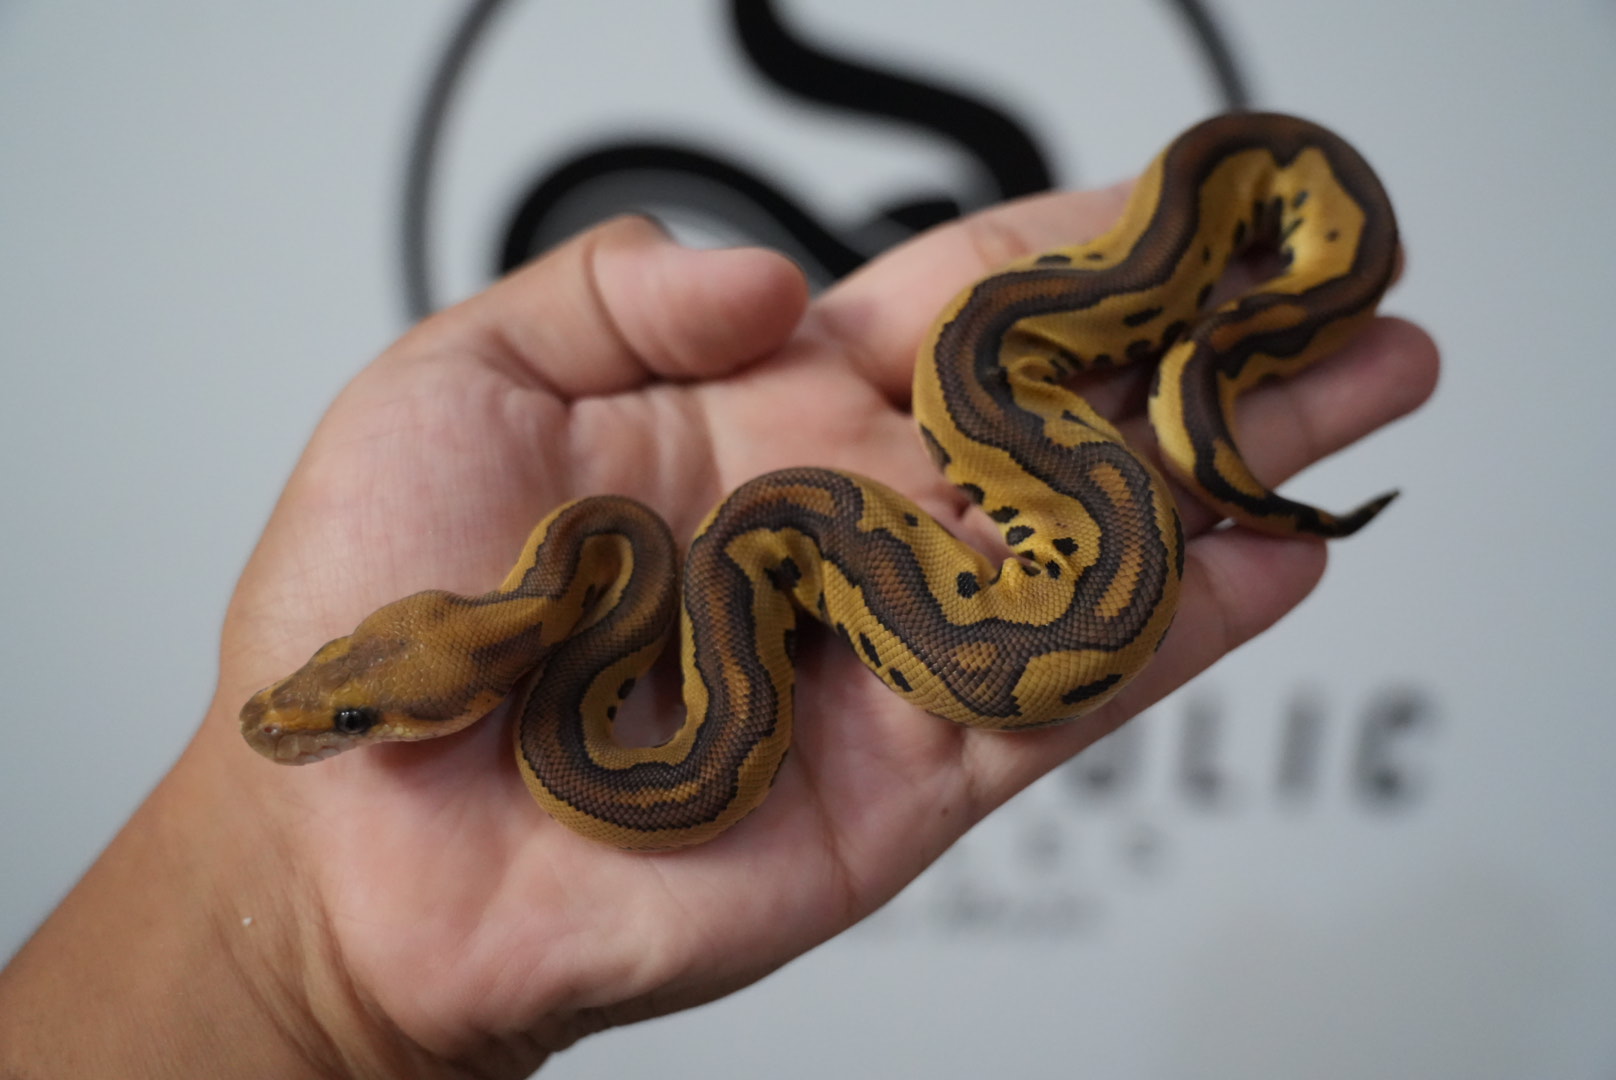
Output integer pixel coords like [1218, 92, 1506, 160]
[333, 706, 379, 735]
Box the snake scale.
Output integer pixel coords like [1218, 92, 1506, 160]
[241, 113, 1398, 849]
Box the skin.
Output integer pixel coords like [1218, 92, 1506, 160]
[0, 181, 1437, 1078]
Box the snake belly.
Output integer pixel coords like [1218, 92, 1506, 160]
[240, 112, 1399, 849]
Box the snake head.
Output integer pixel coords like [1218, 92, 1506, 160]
[239, 590, 508, 765]
[239, 632, 415, 764]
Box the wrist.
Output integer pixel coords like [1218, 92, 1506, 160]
[0, 705, 442, 1079]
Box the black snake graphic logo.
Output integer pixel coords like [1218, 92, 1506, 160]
[401, 0, 1251, 318]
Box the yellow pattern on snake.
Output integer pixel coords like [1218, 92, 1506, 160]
[241, 113, 1399, 849]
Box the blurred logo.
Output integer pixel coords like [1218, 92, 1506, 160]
[400, 0, 1251, 316]
[864, 685, 1438, 939]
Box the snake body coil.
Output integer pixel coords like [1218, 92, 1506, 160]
[241, 113, 1398, 849]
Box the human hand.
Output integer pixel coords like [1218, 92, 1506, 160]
[0, 191, 1436, 1079]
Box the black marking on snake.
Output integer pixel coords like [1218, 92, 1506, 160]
[1292, 190, 1310, 208]
[1094, 352, 1112, 366]
[1196, 283, 1214, 309]
[468, 619, 550, 673]
[889, 668, 911, 692]
[956, 571, 980, 598]
[960, 482, 985, 504]
[1019, 562, 1039, 576]
[1036, 253, 1072, 266]
[618, 678, 636, 698]
[904, 513, 919, 526]
[858, 632, 881, 666]
[1054, 537, 1078, 555]
[606, 705, 618, 720]
[1085, 252, 1106, 262]
[1046, 561, 1062, 578]
[1061, 672, 1122, 705]
[1172, 515, 1186, 579]
[1232, 219, 1248, 248]
[989, 505, 1020, 523]
[766, 556, 803, 591]
[1124, 305, 1164, 327]
[919, 425, 951, 468]
[1005, 525, 1035, 545]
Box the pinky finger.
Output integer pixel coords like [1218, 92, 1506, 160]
[1108, 529, 1329, 721]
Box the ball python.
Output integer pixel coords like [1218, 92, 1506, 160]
[240, 112, 1398, 849]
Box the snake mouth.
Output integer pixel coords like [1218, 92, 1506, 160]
[242, 725, 352, 765]
[272, 738, 347, 765]
[240, 694, 356, 765]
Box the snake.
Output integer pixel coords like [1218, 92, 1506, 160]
[240, 112, 1398, 849]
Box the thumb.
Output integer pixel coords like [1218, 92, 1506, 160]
[413, 215, 810, 398]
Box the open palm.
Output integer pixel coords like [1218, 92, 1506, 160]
[206, 201, 1434, 1067]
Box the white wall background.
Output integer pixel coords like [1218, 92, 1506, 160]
[3, 2, 1613, 1077]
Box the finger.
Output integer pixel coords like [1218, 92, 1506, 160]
[808, 183, 1135, 406]
[399, 216, 810, 399]
[1118, 315, 1439, 537]
[1122, 530, 1328, 718]
[962, 528, 1328, 801]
